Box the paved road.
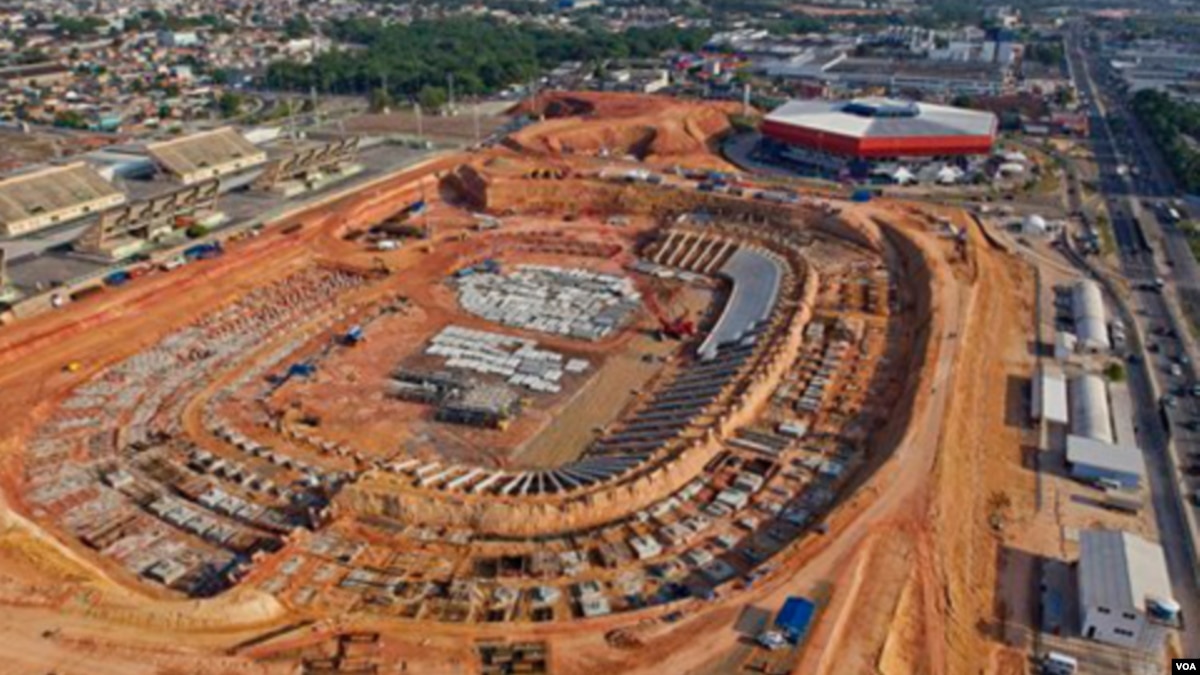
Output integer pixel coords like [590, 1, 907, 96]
[0, 142, 438, 294]
[1069, 22, 1200, 655]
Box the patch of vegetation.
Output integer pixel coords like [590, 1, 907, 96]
[264, 18, 709, 104]
[1104, 362, 1126, 383]
[1180, 220, 1200, 261]
[1131, 89, 1200, 193]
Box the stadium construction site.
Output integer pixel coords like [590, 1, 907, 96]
[0, 92, 1024, 674]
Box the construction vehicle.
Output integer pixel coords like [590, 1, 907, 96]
[268, 362, 316, 388]
[640, 276, 696, 341]
[341, 326, 365, 346]
[63, 361, 82, 373]
[453, 258, 501, 279]
[658, 314, 696, 340]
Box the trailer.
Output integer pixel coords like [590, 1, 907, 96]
[774, 596, 817, 644]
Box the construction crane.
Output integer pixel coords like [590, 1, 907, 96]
[640, 277, 696, 341]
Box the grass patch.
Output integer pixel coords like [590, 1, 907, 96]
[1095, 212, 1116, 255]
[1180, 220, 1200, 260]
[1104, 361, 1126, 383]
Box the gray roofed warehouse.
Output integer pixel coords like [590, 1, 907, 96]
[1071, 280, 1110, 353]
[147, 127, 267, 185]
[1069, 374, 1113, 444]
[0, 162, 126, 236]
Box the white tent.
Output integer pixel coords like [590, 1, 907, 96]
[891, 166, 916, 185]
[1022, 214, 1048, 234]
[936, 166, 963, 184]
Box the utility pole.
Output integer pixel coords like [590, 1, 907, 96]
[415, 103, 423, 141]
[447, 73, 455, 115]
[287, 97, 298, 151]
[742, 83, 751, 117]
[473, 102, 481, 146]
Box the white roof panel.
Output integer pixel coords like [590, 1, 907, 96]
[1079, 529, 1173, 613]
[1065, 434, 1146, 479]
[765, 97, 997, 140]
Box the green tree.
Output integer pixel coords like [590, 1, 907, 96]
[283, 15, 313, 40]
[53, 110, 88, 129]
[217, 92, 244, 118]
[55, 110, 89, 128]
[369, 87, 393, 113]
[263, 17, 709, 101]
[418, 85, 447, 113]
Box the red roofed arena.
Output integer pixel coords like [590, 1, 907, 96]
[761, 97, 998, 159]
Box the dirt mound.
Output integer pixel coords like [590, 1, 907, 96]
[508, 91, 742, 169]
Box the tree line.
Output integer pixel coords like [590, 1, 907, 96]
[1132, 89, 1200, 193]
[263, 17, 709, 105]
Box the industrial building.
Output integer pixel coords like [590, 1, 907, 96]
[147, 127, 267, 185]
[1031, 364, 1069, 427]
[392, 367, 522, 430]
[1065, 435, 1146, 489]
[436, 383, 522, 430]
[0, 162, 126, 237]
[1078, 529, 1177, 652]
[1071, 280, 1110, 353]
[760, 97, 997, 160]
[1068, 374, 1114, 445]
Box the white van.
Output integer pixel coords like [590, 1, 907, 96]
[1042, 651, 1078, 674]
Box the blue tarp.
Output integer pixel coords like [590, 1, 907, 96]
[775, 596, 816, 644]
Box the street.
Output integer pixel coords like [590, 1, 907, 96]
[1068, 21, 1200, 655]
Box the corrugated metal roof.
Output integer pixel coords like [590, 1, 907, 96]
[764, 97, 997, 139]
[700, 247, 782, 360]
[1079, 529, 1172, 613]
[147, 127, 265, 177]
[1069, 374, 1113, 444]
[1036, 365, 1069, 425]
[0, 162, 122, 228]
[1072, 280, 1110, 351]
[1065, 434, 1146, 479]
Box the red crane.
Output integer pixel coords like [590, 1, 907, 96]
[640, 278, 696, 340]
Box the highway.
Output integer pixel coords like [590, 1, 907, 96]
[1068, 21, 1200, 654]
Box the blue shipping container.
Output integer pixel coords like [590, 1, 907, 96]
[775, 597, 816, 644]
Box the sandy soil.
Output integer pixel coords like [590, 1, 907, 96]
[509, 91, 743, 171]
[0, 94, 1039, 675]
